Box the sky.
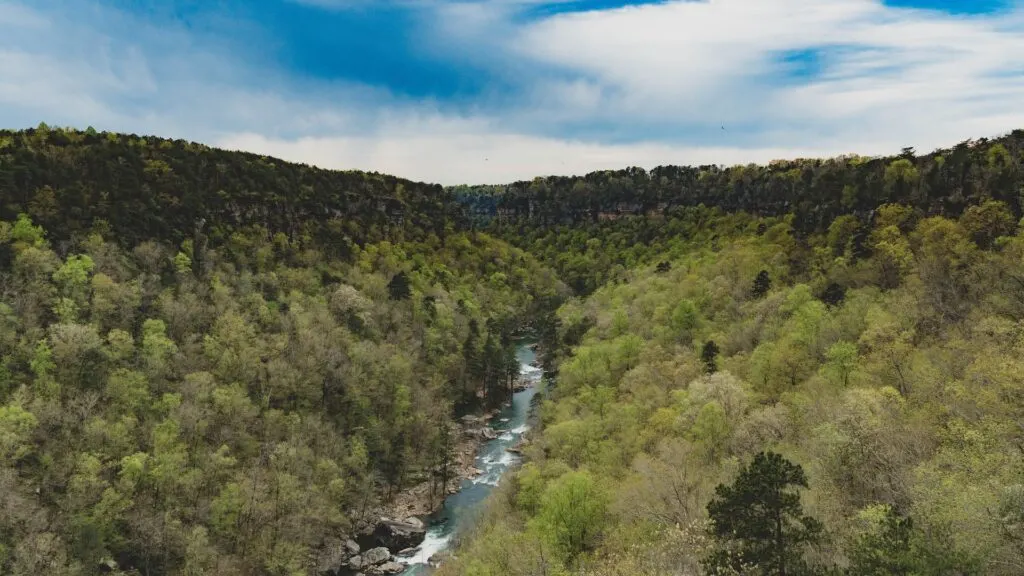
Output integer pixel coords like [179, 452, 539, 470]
[2, 0, 1023, 184]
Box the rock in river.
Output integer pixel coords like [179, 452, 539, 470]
[371, 561, 405, 575]
[361, 547, 391, 566]
[371, 518, 426, 553]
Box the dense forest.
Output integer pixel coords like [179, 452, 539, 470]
[440, 199, 1024, 574]
[455, 131, 1024, 294]
[3, 124, 1024, 575]
[0, 127, 566, 575]
[0, 125, 460, 253]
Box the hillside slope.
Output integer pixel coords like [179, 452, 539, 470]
[456, 130, 1024, 294]
[0, 125, 459, 252]
[0, 127, 566, 576]
[439, 200, 1024, 575]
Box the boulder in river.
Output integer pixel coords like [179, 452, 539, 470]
[362, 546, 391, 566]
[371, 519, 426, 553]
[464, 427, 496, 440]
[429, 550, 454, 567]
[372, 561, 405, 575]
[402, 516, 425, 530]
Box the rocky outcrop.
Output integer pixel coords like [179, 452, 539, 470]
[371, 561, 405, 575]
[371, 518, 426, 552]
[317, 537, 361, 575]
[465, 426, 497, 440]
[362, 547, 391, 566]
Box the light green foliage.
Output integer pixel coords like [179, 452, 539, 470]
[0, 212, 565, 575]
[670, 298, 701, 342]
[0, 404, 38, 463]
[453, 202, 1024, 576]
[530, 470, 609, 563]
[823, 341, 858, 386]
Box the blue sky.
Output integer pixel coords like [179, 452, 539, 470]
[2, 0, 1023, 184]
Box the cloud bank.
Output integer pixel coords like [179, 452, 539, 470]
[1, 0, 1023, 184]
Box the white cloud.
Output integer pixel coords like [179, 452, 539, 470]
[1, 0, 1024, 185]
[216, 115, 850, 185]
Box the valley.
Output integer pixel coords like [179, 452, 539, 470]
[1, 126, 1024, 575]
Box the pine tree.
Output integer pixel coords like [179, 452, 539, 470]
[701, 340, 720, 374]
[705, 452, 823, 576]
[752, 270, 771, 299]
[387, 271, 411, 300]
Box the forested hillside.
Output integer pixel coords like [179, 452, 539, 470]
[5, 124, 1024, 576]
[0, 125, 459, 252]
[456, 131, 1024, 294]
[440, 200, 1024, 575]
[0, 127, 566, 575]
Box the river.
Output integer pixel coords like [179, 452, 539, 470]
[397, 342, 542, 575]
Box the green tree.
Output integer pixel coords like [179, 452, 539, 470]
[705, 451, 823, 576]
[959, 200, 1015, 249]
[530, 470, 608, 563]
[846, 505, 917, 576]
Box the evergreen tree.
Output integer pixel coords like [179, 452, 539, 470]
[846, 507, 917, 576]
[387, 271, 412, 300]
[821, 282, 846, 307]
[752, 270, 772, 299]
[705, 451, 823, 576]
[701, 340, 720, 374]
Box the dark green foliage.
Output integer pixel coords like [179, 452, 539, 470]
[0, 127, 461, 250]
[457, 132, 1024, 295]
[846, 508, 917, 576]
[387, 271, 411, 300]
[847, 507, 981, 576]
[702, 340, 720, 374]
[706, 452, 823, 576]
[753, 270, 772, 299]
[820, 282, 846, 307]
[458, 132, 1024, 235]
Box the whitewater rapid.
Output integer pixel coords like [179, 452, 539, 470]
[398, 344, 541, 574]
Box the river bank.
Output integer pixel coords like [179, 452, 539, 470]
[319, 342, 543, 576]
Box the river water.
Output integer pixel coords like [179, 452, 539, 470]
[398, 343, 541, 575]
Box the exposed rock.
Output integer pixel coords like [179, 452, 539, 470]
[372, 561, 405, 574]
[316, 538, 350, 575]
[398, 546, 420, 556]
[372, 519, 426, 552]
[429, 550, 453, 567]
[402, 516, 425, 530]
[348, 555, 364, 570]
[344, 539, 360, 556]
[362, 546, 392, 566]
[464, 427, 497, 440]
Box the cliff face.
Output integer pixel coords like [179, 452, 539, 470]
[455, 130, 1024, 234]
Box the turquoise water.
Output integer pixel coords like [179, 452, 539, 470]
[398, 343, 541, 574]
